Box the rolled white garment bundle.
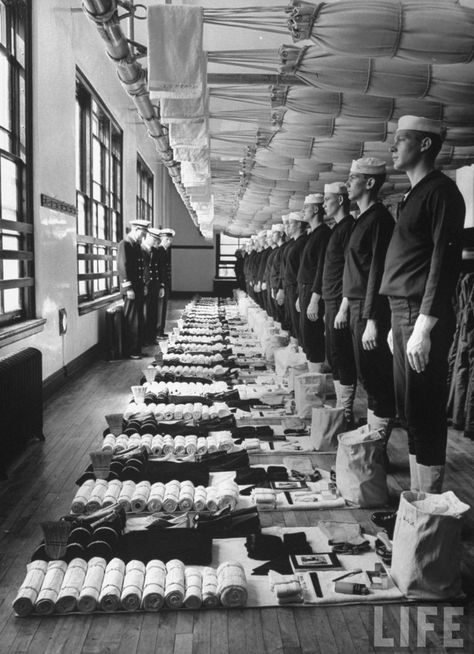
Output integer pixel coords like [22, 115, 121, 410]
[154, 403, 167, 422]
[178, 480, 195, 511]
[141, 433, 153, 454]
[103, 479, 122, 507]
[183, 403, 194, 421]
[193, 403, 203, 420]
[214, 402, 231, 419]
[173, 434, 186, 457]
[131, 480, 151, 513]
[151, 434, 164, 456]
[217, 561, 248, 608]
[102, 433, 116, 453]
[208, 404, 218, 420]
[85, 479, 108, 513]
[99, 558, 125, 612]
[201, 405, 210, 421]
[193, 485, 207, 512]
[77, 557, 107, 613]
[117, 479, 136, 512]
[163, 404, 176, 421]
[147, 482, 166, 512]
[162, 480, 180, 513]
[35, 560, 68, 615]
[184, 567, 202, 609]
[164, 559, 185, 608]
[129, 432, 142, 449]
[216, 481, 239, 511]
[268, 571, 303, 603]
[142, 559, 166, 611]
[202, 567, 219, 608]
[174, 404, 184, 421]
[196, 436, 208, 455]
[184, 434, 197, 455]
[114, 433, 129, 453]
[251, 488, 277, 511]
[215, 431, 233, 453]
[55, 558, 88, 614]
[206, 435, 217, 454]
[71, 479, 95, 514]
[12, 560, 48, 617]
[205, 487, 219, 513]
[242, 438, 261, 452]
[162, 434, 175, 456]
[121, 560, 145, 611]
[174, 365, 184, 377]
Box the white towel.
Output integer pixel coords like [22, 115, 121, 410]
[169, 121, 208, 149]
[161, 90, 208, 123]
[148, 6, 204, 99]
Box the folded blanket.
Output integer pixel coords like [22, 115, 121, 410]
[147, 482, 166, 513]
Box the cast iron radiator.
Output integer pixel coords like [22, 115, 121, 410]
[0, 347, 44, 477]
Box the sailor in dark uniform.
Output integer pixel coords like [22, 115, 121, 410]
[117, 218, 149, 358]
[322, 182, 357, 425]
[275, 216, 294, 331]
[253, 230, 271, 310]
[265, 223, 286, 320]
[296, 193, 331, 372]
[142, 227, 165, 345]
[156, 227, 174, 339]
[338, 158, 396, 451]
[281, 212, 309, 343]
[380, 115, 465, 492]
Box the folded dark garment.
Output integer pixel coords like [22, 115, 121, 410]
[155, 420, 195, 436]
[245, 533, 285, 560]
[196, 450, 249, 472]
[123, 419, 142, 436]
[206, 389, 240, 403]
[168, 395, 212, 406]
[231, 426, 256, 440]
[196, 414, 236, 434]
[251, 554, 293, 576]
[234, 466, 267, 485]
[225, 399, 263, 410]
[119, 530, 212, 565]
[196, 507, 260, 539]
[140, 419, 159, 435]
[266, 466, 289, 482]
[143, 461, 209, 486]
[283, 531, 313, 554]
[144, 392, 158, 405]
[255, 425, 274, 439]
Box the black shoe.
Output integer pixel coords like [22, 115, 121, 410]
[371, 511, 397, 539]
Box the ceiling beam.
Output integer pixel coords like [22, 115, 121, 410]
[207, 73, 306, 86]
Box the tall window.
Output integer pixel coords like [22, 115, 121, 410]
[136, 155, 153, 223]
[76, 73, 122, 306]
[0, 0, 33, 327]
[216, 234, 243, 278]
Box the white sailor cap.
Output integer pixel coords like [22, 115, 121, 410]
[147, 227, 161, 239]
[350, 157, 386, 175]
[158, 227, 176, 237]
[130, 219, 151, 228]
[397, 115, 444, 137]
[271, 223, 285, 233]
[324, 182, 348, 195]
[287, 211, 305, 222]
[304, 193, 324, 205]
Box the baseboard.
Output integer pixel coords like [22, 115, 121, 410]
[43, 343, 102, 400]
[170, 291, 214, 299]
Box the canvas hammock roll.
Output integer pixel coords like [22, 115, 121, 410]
[279, 45, 474, 106]
[217, 561, 248, 608]
[121, 560, 146, 611]
[99, 558, 125, 612]
[148, 6, 204, 99]
[286, 0, 474, 64]
[77, 557, 107, 613]
[142, 560, 166, 611]
[202, 567, 219, 608]
[35, 561, 67, 615]
[13, 560, 48, 617]
[165, 559, 185, 608]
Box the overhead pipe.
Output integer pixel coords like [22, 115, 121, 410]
[81, 0, 198, 223]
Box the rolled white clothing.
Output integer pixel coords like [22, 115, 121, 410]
[173, 435, 186, 457]
[35, 560, 68, 615]
[184, 567, 202, 609]
[77, 557, 107, 613]
[201, 406, 210, 421]
[131, 481, 151, 513]
[205, 486, 218, 513]
[121, 560, 146, 611]
[163, 404, 175, 421]
[214, 402, 231, 419]
[142, 560, 166, 611]
[102, 433, 116, 453]
[208, 405, 218, 420]
[217, 561, 247, 608]
[215, 431, 233, 453]
[151, 434, 164, 456]
[242, 438, 261, 452]
[196, 436, 208, 455]
[117, 480, 136, 512]
[162, 480, 180, 513]
[154, 403, 167, 422]
[162, 434, 175, 456]
[13, 560, 48, 617]
[102, 479, 122, 508]
[128, 432, 142, 450]
[193, 485, 207, 512]
[178, 480, 195, 512]
[202, 567, 219, 608]
[164, 559, 185, 608]
[99, 558, 125, 612]
[173, 404, 184, 421]
[183, 403, 194, 421]
[147, 482, 166, 513]
[55, 558, 88, 614]
[141, 434, 153, 454]
[114, 434, 129, 453]
[216, 481, 239, 511]
[71, 479, 95, 514]
[206, 435, 217, 454]
[85, 479, 108, 514]
[193, 403, 203, 420]
[185, 434, 198, 455]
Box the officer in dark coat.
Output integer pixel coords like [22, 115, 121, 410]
[142, 227, 165, 345]
[156, 227, 174, 339]
[117, 219, 149, 358]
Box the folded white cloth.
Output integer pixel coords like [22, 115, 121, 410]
[147, 482, 166, 513]
[131, 481, 151, 513]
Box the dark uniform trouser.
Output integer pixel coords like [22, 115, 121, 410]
[324, 297, 357, 385]
[284, 284, 299, 340]
[390, 298, 454, 465]
[123, 290, 144, 356]
[157, 289, 169, 335]
[298, 283, 325, 363]
[348, 299, 395, 419]
[145, 282, 159, 343]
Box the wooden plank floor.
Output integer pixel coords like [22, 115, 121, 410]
[1, 300, 473, 654]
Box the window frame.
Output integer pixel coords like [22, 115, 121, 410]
[136, 154, 154, 224]
[75, 70, 123, 311]
[215, 233, 244, 279]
